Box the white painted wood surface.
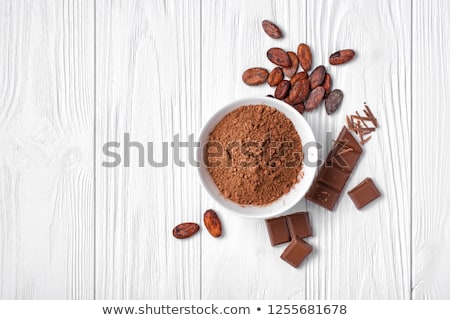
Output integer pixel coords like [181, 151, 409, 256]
[412, 0, 450, 300]
[305, 0, 411, 299]
[96, 0, 201, 299]
[0, 0, 94, 298]
[0, 0, 449, 300]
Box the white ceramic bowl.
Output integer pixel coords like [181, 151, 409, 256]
[197, 97, 318, 219]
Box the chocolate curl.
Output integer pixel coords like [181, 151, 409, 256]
[346, 104, 378, 145]
[364, 105, 378, 127]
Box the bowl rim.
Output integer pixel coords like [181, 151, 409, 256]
[197, 96, 318, 219]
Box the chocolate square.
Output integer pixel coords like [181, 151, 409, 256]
[317, 165, 351, 192]
[306, 182, 340, 211]
[265, 216, 291, 246]
[280, 238, 312, 268]
[286, 212, 312, 239]
[327, 143, 361, 172]
[335, 126, 362, 154]
[348, 177, 381, 209]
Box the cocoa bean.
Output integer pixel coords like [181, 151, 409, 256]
[297, 43, 312, 71]
[267, 67, 284, 87]
[287, 79, 310, 104]
[322, 73, 332, 97]
[290, 71, 308, 85]
[283, 51, 299, 78]
[275, 80, 291, 99]
[173, 223, 200, 239]
[267, 48, 291, 67]
[329, 49, 355, 65]
[325, 89, 343, 115]
[242, 67, 269, 86]
[305, 86, 325, 111]
[309, 65, 325, 89]
[262, 20, 282, 39]
[203, 209, 222, 238]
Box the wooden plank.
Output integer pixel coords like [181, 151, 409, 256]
[0, 0, 94, 298]
[305, 0, 411, 299]
[95, 0, 201, 299]
[200, 0, 308, 299]
[412, 0, 450, 300]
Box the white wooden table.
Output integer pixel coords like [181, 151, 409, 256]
[0, 0, 449, 300]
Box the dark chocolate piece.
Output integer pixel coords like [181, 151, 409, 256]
[306, 183, 341, 211]
[327, 142, 361, 172]
[317, 165, 351, 192]
[286, 212, 312, 239]
[281, 238, 312, 268]
[306, 126, 362, 211]
[335, 126, 363, 153]
[348, 177, 381, 209]
[265, 216, 291, 246]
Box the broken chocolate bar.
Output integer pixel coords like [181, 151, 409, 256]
[317, 165, 351, 192]
[348, 177, 381, 209]
[280, 238, 312, 268]
[265, 216, 291, 246]
[306, 126, 362, 210]
[306, 182, 341, 211]
[335, 124, 363, 154]
[286, 212, 312, 239]
[327, 142, 361, 172]
[265, 212, 313, 246]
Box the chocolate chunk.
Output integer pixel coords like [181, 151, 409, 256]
[280, 238, 312, 268]
[306, 126, 362, 211]
[327, 142, 361, 172]
[286, 212, 312, 239]
[306, 183, 341, 211]
[348, 177, 381, 209]
[335, 126, 363, 154]
[317, 165, 351, 192]
[265, 216, 291, 246]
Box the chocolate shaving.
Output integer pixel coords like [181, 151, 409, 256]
[337, 146, 354, 155]
[346, 103, 378, 145]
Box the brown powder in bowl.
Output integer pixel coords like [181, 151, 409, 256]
[205, 104, 303, 206]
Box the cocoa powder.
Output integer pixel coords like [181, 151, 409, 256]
[206, 105, 303, 206]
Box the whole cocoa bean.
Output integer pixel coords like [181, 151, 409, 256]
[287, 78, 310, 104]
[267, 48, 291, 67]
[325, 89, 343, 115]
[297, 43, 312, 71]
[267, 67, 284, 87]
[275, 80, 291, 99]
[173, 223, 200, 239]
[290, 71, 308, 85]
[242, 67, 269, 86]
[283, 51, 299, 78]
[329, 49, 355, 65]
[309, 65, 326, 89]
[203, 209, 222, 238]
[262, 20, 282, 39]
[322, 73, 332, 97]
[305, 86, 325, 111]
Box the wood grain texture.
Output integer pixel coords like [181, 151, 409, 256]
[0, 0, 94, 298]
[412, 0, 450, 300]
[95, 0, 201, 299]
[305, 0, 411, 299]
[2, 0, 450, 300]
[201, 0, 308, 299]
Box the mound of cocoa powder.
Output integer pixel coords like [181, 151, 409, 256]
[205, 104, 303, 206]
